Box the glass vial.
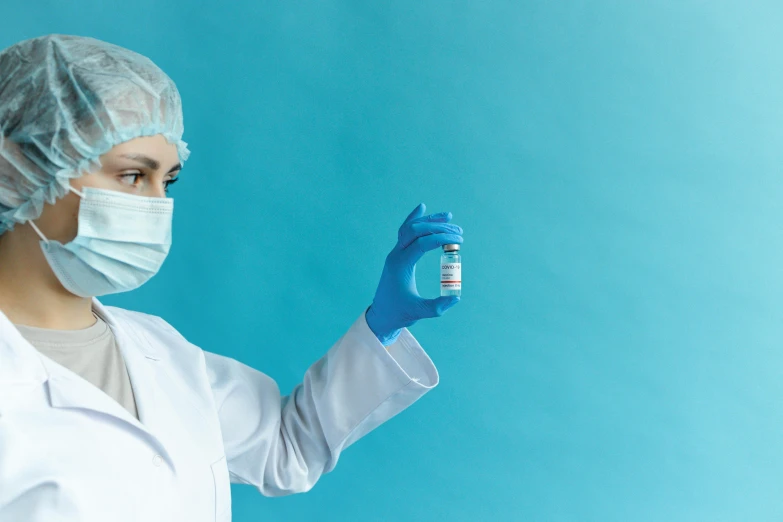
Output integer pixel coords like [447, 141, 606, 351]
[441, 244, 461, 296]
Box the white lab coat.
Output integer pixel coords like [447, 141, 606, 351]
[0, 298, 439, 521]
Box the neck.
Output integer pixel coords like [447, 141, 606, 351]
[0, 225, 95, 330]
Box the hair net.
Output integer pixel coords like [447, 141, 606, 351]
[0, 34, 190, 235]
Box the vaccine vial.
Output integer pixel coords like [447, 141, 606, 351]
[441, 244, 461, 296]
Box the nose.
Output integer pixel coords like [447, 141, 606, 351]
[148, 182, 168, 199]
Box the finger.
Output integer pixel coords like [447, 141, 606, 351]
[399, 222, 463, 249]
[409, 211, 452, 224]
[418, 295, 461, 319]
[402, 203, 426, 225]
[401, 232, 463, 265]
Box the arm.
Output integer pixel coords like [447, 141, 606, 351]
[208, 203, 463, 496]
[204, 308, 438, 497]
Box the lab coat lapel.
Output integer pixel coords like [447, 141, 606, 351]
[0, 308, 48, 386]
[0, 298, 178, 469]
[0, 303, 142, 432]
[44, 363, 143, 427]
[89, 298, 179, 469]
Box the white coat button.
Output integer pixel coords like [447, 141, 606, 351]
[152, 455, 163, 467]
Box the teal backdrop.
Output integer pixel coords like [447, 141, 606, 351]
[3, 1, 783, 520]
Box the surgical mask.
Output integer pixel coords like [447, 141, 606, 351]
[28, 185, 174, 297]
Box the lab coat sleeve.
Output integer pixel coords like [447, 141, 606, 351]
[202, 309, 439, 497]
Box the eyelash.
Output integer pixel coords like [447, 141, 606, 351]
[120, 172, 179, 193]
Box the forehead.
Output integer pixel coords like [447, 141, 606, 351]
[102, 135, 179, 162]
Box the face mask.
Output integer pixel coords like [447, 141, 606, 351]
[28, 185, 174, 297]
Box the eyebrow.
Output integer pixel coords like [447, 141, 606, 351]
[119, 153, 182, 174]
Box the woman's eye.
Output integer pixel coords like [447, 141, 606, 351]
[119, 172, 178, 193]
[165, 177, 179, 191]
[120, 172, 144, 186]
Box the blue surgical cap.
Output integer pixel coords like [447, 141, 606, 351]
[0, 34, 190, 234]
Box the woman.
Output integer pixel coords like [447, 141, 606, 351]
[0, 34, 463, 521]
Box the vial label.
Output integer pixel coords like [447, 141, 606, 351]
[441, 262, 461, 291]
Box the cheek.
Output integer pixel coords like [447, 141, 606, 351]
[37, 192, 82, 243]
[64, 197, 82, 241]
[73, 171, 113, 190]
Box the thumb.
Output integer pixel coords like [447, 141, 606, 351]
[420, 295, 461, 318]
[403, 202, 426, 225]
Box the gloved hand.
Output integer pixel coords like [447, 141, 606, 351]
[365, 203, 464, 346]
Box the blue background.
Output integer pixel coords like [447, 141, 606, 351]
[4, 1, 783, 520]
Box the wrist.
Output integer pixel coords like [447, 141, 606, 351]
[365, 305, 402, 346]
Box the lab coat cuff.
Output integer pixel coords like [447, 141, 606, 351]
[353, 309, 439, 389]
[320, 310, 440, 454]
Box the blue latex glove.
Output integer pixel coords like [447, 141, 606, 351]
[365, 203, 464, 346]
